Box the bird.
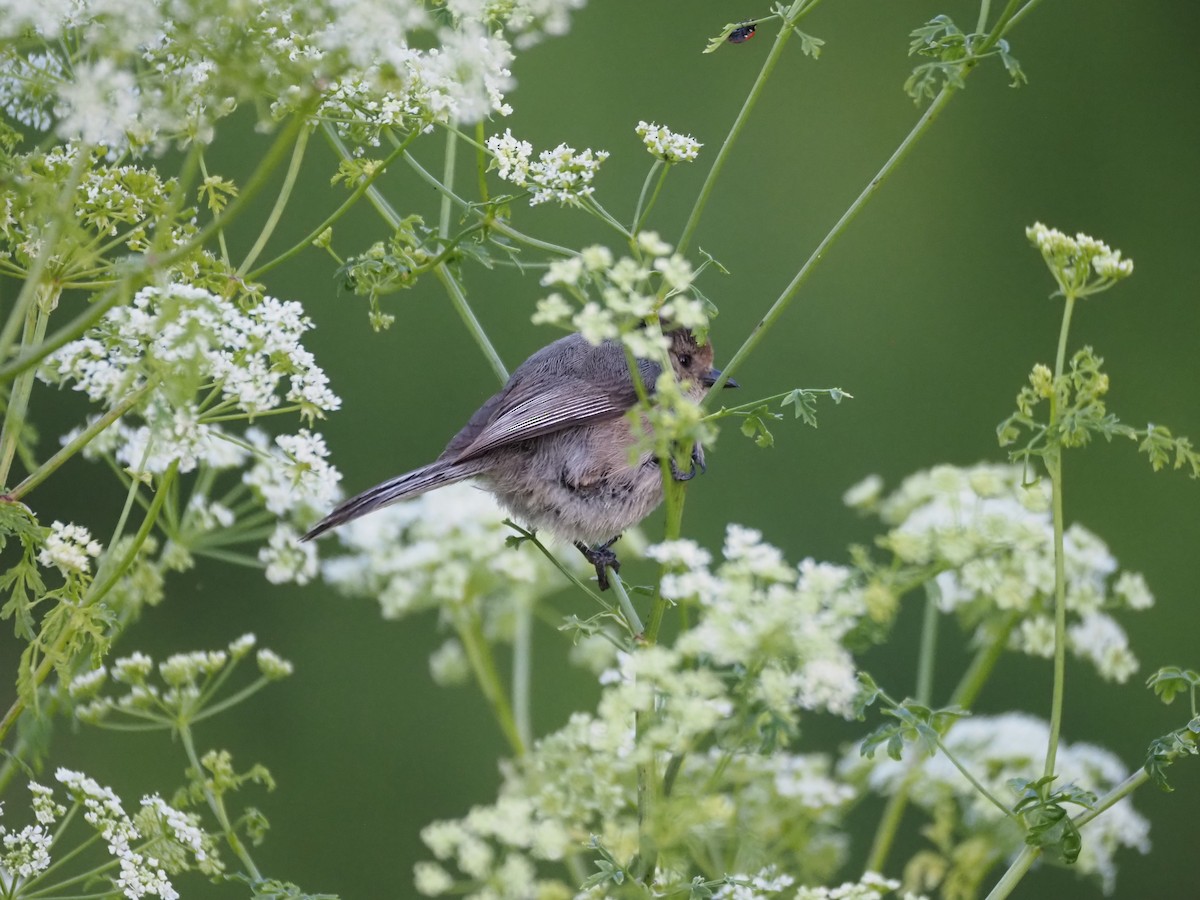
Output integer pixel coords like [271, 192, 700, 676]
[302, 327, 736, 589]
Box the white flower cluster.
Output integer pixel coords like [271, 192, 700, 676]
[416, 711, 859, 898]
[1026, 222, 1134, 293]
[661, 525, 865, 721]
[0, 0, 587, 156]
[636, 120, 702, 163]
[534, 233, 708, 356]
[40, 284, 343, 585]
[37, 520, 103, 576]
[485, 128, 609, 206]
[844, 713, 1150, 894]
[44, 767, 219, 897]
[855, 464, 1151, 682]
[69, 636, 293, 724]
[413, 525, 877, 898]
[321, 481, 584, 625]
[0, 783, 54, 880]
[43, 285, 339, 427]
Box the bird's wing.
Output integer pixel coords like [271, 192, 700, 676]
[450, 377, 637, 463]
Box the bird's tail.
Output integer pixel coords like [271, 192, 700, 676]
[301, 460, 481, 541]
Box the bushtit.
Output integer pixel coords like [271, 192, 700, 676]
[302, 327, 736, 589]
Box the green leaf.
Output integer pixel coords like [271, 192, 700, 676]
[794, 29, 824, 59]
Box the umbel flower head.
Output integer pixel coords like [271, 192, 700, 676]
[849, 463, 1153, 682]
[1026, 222, 1133, 299]
[636, 120, 702, 163]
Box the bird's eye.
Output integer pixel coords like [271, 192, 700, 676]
[677, 353, 692, 368]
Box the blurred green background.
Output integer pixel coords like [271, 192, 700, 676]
[8, 1, 1200, 896]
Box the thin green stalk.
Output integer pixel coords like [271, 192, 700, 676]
[916, 582, 941, 705]
[0, 144, 90, 362]
[502, 520, 615, 614]
[1042, 293, 1076, 781]
[865, 612, 1018, 874]
[932, 733, 1013, 818]
[199, 153, 232, 266]
[237, 123, 312, 276]
[0, 461, 178, 744]
[9, 377, 158, 500]
[982, 845, 1039, 900]
[635, 708, 660, 884]
[400, 146, 575, 256]
[439, 127, 458, 242]
[0, 115, 307, 388]
[512, 599, 533, 749]
[708, 84, 956, 397]
[0, 284, 55, 486]
[643, 477, 687, 644]
[178, 724, 263, 881]
[474, 121, 490, 202]
[976, 0, 993, 32]
[1073, 768, 1149, 829]
[248, 129, 416, 280]
[322, 129, 510, 383]
[632, 161, 668, 235]
[435, 264, 510, 384]
[677, 0, 814, 256]
[608, 570, 644, 636]
[456, 613, 526, 757]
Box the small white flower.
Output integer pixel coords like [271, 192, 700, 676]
[636, 230, 673, 257]
[256, 648, 295, 680]
[38, 521, 102, 575]
[531, 292, 573, 327]
[526, 142, 609, 206]
[843, 474, 884, 510]
[635, 120, 702, 163]
[485, 128, 532, 184]
[572, 302, 617, 345]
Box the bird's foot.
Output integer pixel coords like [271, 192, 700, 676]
[575, 536, 621, 591]
[669, 444, 707, 482]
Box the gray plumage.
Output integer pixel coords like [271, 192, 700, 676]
[302, 328, 734, 587]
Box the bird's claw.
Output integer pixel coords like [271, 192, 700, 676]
[575, 537, 621, 591]
[669, 444, 707, 483]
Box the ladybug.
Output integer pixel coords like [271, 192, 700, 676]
[728, 23, 757, 43]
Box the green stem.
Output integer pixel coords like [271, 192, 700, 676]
[932, 733, 1013, 818]
[1042, 293, 1076, 781]
[1073, 768, 1149, 829]
[474, 121, 490, 203]
[643, 477, 687, 644]
[512, 599, 533, 749]
[199, 153, 232, 266]
[707, 84, 957, 398]
[456, 612, 526, 757]
[439, 127, 457, 242]
[8, 377, 158, 500]
[400, 147, 575, 256]
[502, 520, 616, 616]
[434, 264, 510, 384]
[0, 284, 56, 486]
[864, 612, 1017, 874]
[178, 724, 263, 881]
[983, 845, 1039, 900]
[635, 708, 660, 884]
[0, 461, 178, 744]
[915, 582, 941, 705]
[0, 144, 89, 363]
[677, 0, 812, 256]
[608, 570, 644, 636]
[631, 160, 665, 234]
[237, 123, 312, 276]
[249, 128, 416, 280]
[0, 114, 308, 388]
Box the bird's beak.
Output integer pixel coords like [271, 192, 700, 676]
[702, 368, 739, 389]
